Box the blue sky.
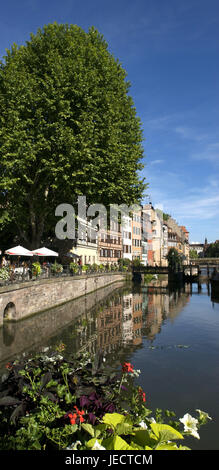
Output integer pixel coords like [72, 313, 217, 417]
[1, 0, 219, 242]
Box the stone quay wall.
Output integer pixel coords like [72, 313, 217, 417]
[0, 273, 129, 326]
[0, 281, 127, 366]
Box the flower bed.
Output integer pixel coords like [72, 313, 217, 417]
[0, 347, 211, 450]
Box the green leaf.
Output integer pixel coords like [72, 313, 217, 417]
[178, 445, 191, 450]
[86, 438, 103, 449]
[102, 435, 133, 450]
[150, 423, 184, 442]
[132, 429, 157, 448]
[81, 423, 95, 437]
[156, 442, 178, 450]
[102, 413, 126, 429]
[116, 422, 134, 436]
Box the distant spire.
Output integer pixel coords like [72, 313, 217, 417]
[204, 237, 208, 245]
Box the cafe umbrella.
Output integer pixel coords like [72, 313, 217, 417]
[5, 245, 33, 256]
[31, 247, 59, 257]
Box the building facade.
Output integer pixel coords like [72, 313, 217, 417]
[70, 217, 99, 265]
[98, 220, 122, 265]
[122, 215, 132, 262]
[132, 209, 142, 260]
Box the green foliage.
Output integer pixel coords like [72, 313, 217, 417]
[205, 241, 219, 258]
[0, 350, 211, 450]
[82, 264, 89, 272]
[0, 22, 146, 247]
[69, 262, 79, 274]
[0, 267, 10, 280]
[167, 248, 182, 272]
[51, 262, 63, 273]
[163, 213, 171, 221]
[32, 262, 41, 277]
[98, 264, 105, 271]
[144, 273, 157, 283]
[90, 263, 98, 273]
[190, 249, 199, 259]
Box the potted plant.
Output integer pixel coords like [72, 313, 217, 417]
[69, 262, 79, 274]
[51, 262, 63, 275]
[32, 262, 42, 278]
[82, 265, 89, 273]
[0, 267, 10, 281]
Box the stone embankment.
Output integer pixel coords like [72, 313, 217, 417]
[0, 273, 130, 325]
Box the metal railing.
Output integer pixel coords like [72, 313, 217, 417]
[0, 264, 129, 288]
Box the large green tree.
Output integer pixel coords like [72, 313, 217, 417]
[0, 23, 146, 249]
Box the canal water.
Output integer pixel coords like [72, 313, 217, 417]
[0, 278, 219, 449]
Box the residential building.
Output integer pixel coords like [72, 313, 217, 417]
[189, 242, 204, 256]
[151, 209, 163, 266]
[166, 217, 190, 264]
[132, 209, 142, 260]
[141, 204, 154, 265]
[70, 217, 98, 265]
[98, 220, 122, 265]
[180, 226, 190, 263]
[141, 209, 150, 266]
[122, 215, 132, 261]
[162, 223, 168, 264]
[142, 204, 165, 266]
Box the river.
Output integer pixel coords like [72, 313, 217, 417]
[0, 278, 219, 449]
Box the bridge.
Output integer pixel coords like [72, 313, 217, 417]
[191, 258, 219, 266]
[132, 266, 169, 275]
[132, 264, 200, 282]
[132, 265, 199, 275]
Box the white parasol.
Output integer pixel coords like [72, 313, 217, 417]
[31, 247, 59, 257]
[5, 245, 33, 256]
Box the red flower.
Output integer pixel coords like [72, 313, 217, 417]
[68, 407, 85, 425]
[122, 362, 134, 373]
[138, 387, 146, 403]
[68, 413, 77, 425]
[5, 362, 13, 369]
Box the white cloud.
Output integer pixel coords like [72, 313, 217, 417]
[150, 159, 164, 165]
[174, 126, 209, 142]
[191, 142, 219, 165]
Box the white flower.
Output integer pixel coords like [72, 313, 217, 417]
[150, 417, 156, 423]
[196, 409, 212, 421]
[56, 354, 63, 361]
[66, 440, 82, 450]
[179, 413, 200, 439]
[139, 420, 148, 429]
[92, 440, 106, 450]
[190, 428, 200, 440]
[132, 369, 141, 377]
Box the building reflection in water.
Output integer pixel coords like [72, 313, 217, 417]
[58, 281, 192, 357]
[0, 280, 196, 367]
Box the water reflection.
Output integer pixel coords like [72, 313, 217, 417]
[0, 279, 214, 368]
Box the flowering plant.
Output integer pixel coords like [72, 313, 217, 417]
[0, 349, 212, 450]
